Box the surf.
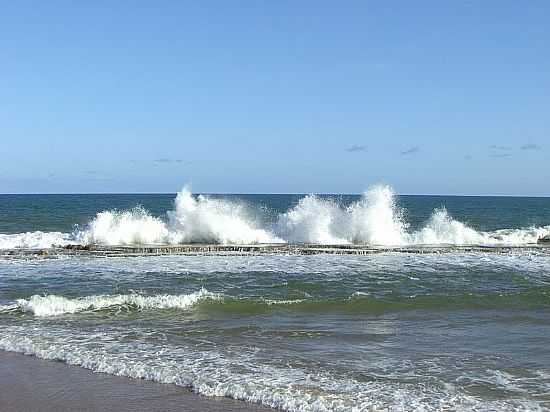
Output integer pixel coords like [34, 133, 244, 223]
[1, 184, 549, 249]
[1, 289, 219, 317]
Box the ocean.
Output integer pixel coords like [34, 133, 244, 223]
[1, 186, 550, 411]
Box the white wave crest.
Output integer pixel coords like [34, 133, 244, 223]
[279, 185, 407, 245]
[277, 195, 349, 244]
[166, 187, 282, 244]
[278, 185, 550, 246]
[76, 187, 282, 246]
[409, 208, 550, 245]
[278, 185, 407, 245]
[2, 184, 549, 248]
[409, 208, 486, 245]
[77, 207, 169, 245]
[0, 231, 72, 249]
[6, 289, 218, 317]
[349, 185, 408, 245]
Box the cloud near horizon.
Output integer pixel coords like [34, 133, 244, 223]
[489, 145, 512, 151]
[520, 143, 542, 151]
[154, 158, 185, 164]
[401, 146, 420, 155]
[489, 153, 512, 158]
[345, 144, 367, 153]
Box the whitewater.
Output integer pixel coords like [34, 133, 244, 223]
[1, 184, 549, 249]
[2, 188, 550, 412]
[0, 288, 219, 317]
[2, 252, 550, 411]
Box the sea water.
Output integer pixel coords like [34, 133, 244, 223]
[1, 186, 549, 411]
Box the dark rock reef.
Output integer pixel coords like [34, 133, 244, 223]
[64, 244, 91, 251]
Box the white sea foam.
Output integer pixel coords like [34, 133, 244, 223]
[166, 187, 282, 244]
[0, 326, 542, 411]
[277, 195, 349, 244]
[1, 184, 549, 249]
[263, 298, 307, 306]
[76, 187, 282, 246]
[0, 231, 72, 249]
[77, 206, 169, 245]
[278, 185, 407, 245]
[278, 185, 550, 246]
[409, 208, 550, 245]
[349, 185, 408, 245]
[4, 289, 218, 317]
[410, 207, 484, 245]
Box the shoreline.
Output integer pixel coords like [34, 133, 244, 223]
[0, 351, 274, 412]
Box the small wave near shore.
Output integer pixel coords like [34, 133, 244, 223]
[0, 289, 219, 317]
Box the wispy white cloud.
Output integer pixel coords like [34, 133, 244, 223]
[401, 146, 419, 155]
[489, 145, 512, 151]
[345, 144, 367, 153]
[154, 158, 185, 164]
[520, 143, 542, 151]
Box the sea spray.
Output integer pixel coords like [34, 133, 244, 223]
[409, 208, 550, 245]
[1, 184, 550, 248]
[167, 187, 282, 244]
[277, 185, 408, 245]
[77, 187, 282, 246]
[277, 195, 349, 244]
[0, 231, 73, 249]
[349, 185, 407, 245]
[409, 207, 485, 244]
[78, 206, 169, 245]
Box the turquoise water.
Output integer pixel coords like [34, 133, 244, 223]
[1, 191, 550, 410]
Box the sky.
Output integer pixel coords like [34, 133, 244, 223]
[1, 1, 549, 195]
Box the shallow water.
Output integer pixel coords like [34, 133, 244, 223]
[1, 252, 550, 411]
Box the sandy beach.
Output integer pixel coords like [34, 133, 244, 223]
[0, 351, 273, 412]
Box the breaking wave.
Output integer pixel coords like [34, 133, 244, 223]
[1, 184, 549, 249]
[77, 187, 282, 246]
[276, 185, 549, 246]
[409, 208, 549, 245]
[3, 288, 549, 318]
[0, 231, 73, 249]
[1, 289, 218, 317]
[3, 326, 537, 412]
[278, 185, 408, 245]
[77, 206, 169, 245]
[166, 188, 282, 244]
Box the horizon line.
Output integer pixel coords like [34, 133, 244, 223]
[1, 192, 549, 198]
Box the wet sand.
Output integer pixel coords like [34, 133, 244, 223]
[0, 351, 274, 412]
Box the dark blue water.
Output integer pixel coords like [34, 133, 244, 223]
[1, 193, 549, 234]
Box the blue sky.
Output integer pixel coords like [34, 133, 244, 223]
[1, 1, 549, 195]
